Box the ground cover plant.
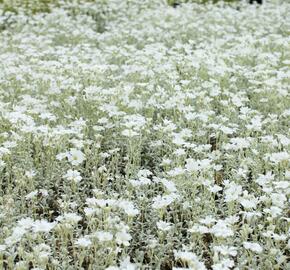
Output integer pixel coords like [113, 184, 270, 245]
[0, 0, 289, 269]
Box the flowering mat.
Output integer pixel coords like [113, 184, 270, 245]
[0, 0, 289, 269]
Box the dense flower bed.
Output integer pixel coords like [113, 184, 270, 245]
[0, 0, 289, 269]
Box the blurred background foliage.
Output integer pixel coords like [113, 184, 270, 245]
[0, 0, 109, 32]
[0, 0, 108, 14]
[0, 0, 58, 13]
[0, 0, 242, 15]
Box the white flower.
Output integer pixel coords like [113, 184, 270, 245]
[255, 172, 274, 186]
[120, 256, 138, 270]
[94, 231, 113, 242]
[25, 170, 36, 178]
[25, 189, 48, 200]
[264, 206, 282, 218]
[17, 217, 34, 229]
[224, 181, 243, 202]
[239, 196, 259, 210]
[5, 227, 27, 246]
[189, 224, 210, 234]
[63, 169, 82, 183]
[274, 181, 289, 190]
[25, 190, 38, 200]
[116, 231, 132, 246]
[185, 158, 211, 172]
[224, 138, 251, 151]
[167, 167, 185, 176]
[33, 243, 51, 260]
[210, 221, 234, 238]
[262, 231, 287, 241]
[208, 185, 223, 193]
[270, 193, 287, 208]
[243, 242, 263, 254]
[118, 200, 139, 216]
[84, 207, 96, 216]
[246, 116, 263, 132]
[157, 221, 172, 232]
[32, 220, 56, 233]
[174, 250, 206, 270]
[130, 177, 151, 187]
[56, 152, 67, 161]
[154, 177, 177, 193]
[199, 216, 216, 225]
[213, 245, 237, 257]
[75, 237, 92, 248]
[152, 194, 179, 209]
[121, 129, 138, 137]
[67, 148, 85, 166]
[56, 213, 82, 224]
[212, 258, 235, 270]
[266, 152, 289, 164]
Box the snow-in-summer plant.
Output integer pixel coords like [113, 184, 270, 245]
[0, 0, 289, 269]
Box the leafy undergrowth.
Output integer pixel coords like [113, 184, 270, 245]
[0, 0, 289, 269]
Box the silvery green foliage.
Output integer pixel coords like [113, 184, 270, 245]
[0, 0, 289, 269]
